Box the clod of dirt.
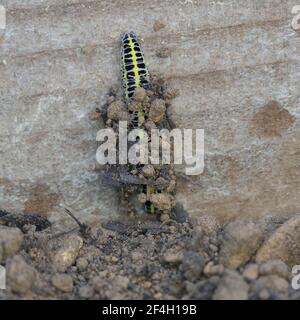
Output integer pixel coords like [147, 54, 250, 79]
[133, 87, 147, 102]
[7, 255, 36, 294]
[259, 260, 289, 280]
[107, 100, 129, 121]
[149, 98, 166, 123]
[243, 263, 259, 281]
[0, 226, 24, 262]
[76, 257, 89, 272]
[50, 234, 83, 272]
[219, 219, 265, 269]
[181, 251, 205, 281]
[250, 275, 289, 300]
[153, 20, 166, 32]
[78, 285, 94, 298]
[150, 193, 173, 211]
[142, 165, 155, 178]
[51, 274, 73, 293]
[256, 215, 300, 266]
[213, 270, 249, 300]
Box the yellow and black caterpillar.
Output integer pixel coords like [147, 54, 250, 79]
[121, 32, 150, 100]
[121, 32, 156, 214]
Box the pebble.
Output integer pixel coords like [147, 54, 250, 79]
[219, 219, 264, 269]
[78, 285, 94, 298]
[0, 226, 24, 262]
[7, 255, 36, 293]
[213, 270, 249, 300]
[51, 274, 73, 293]
[107, 100, 128, 121]
[259, 260, 289, 279]
[256, 216, 300, 266]
[203, 262, 224, 276]
[243, 263, 259, 281]
[181, 251, 205, 281]
[51, 234, 83, 272]
[76, 257, 89, 272]
[133, 87, 147, 102]
[162, 252, 183, 265]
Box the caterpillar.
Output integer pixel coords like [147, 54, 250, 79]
[121, 32, 150, 100]
[121, 32, 157, 215]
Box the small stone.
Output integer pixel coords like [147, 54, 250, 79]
[76, 257, 89, 272]
[111, 256, 118, 263]
[153, 20, 166, 32]
[137, 193, 147, 203]
[251, 275, 289, 300]
[203, 262, 224, 276]
[259, 260, 289, 279]
[162, 252, 183, 265]
[213, 270, 249, 300]
[219, 219, 264, 269]
[51, 274, 73, 293]
[78, 285, 94, 298]
[142, 165, 155, 178]
[149, 99, 166, 123]
[133, 87, 147, 102]
[181, 251, 205, 281]
[107, 100, 128, 121]
[150, 193, 173, 211]
[51, 234, 83, 272]
[0, 226, 24, 261]
[7, 255, 36, 294]
[243, 263, 259, 281]
[256, 216, 300, 266]
[154, 177, 169, 191]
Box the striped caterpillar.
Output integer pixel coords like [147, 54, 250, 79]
[120, 32, 156, 214]
[121, 32, 150, 100]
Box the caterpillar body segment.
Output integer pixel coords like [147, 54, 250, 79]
[121, 32, 150, 100]
[143, 185, 156, 214]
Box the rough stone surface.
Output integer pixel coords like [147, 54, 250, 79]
[256, 216, 300, 266]
[219, 219, 265, 269]
[0, 0, 299, 225]
[0, 226, 24, 261]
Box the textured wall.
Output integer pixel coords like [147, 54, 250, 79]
[0, 0, 299, 224]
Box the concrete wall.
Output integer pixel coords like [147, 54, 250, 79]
[0, 0, 299, 224]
